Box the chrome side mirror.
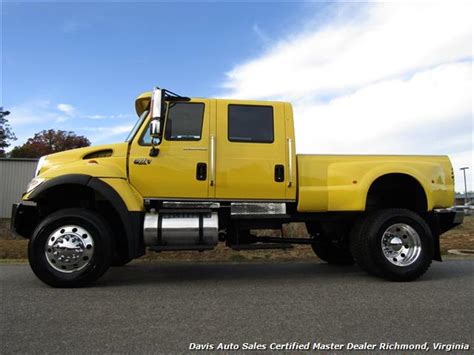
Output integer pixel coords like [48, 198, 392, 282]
[151, 87, 163, 119]
[149, 87, 164, 157]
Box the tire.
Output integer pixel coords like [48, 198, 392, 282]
[309, 222, 354, 265]
[28, 208, 112, 288]
[350, 208, 433, 281]
[348, 217, 375, 274]
[111, 254, 132, 267]
[311, 238, 354, 265]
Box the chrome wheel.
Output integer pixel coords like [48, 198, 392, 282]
[381, 223, 421, 266]
[45, 225, 94, 273]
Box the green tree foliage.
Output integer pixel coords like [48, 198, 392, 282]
[0, 108, 17, 157]
[10, 129, 91, 158]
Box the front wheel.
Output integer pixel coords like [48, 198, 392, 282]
[350, 208, 433, 281]
[28, 208, 112, 287]
[111, 254, 133, 267]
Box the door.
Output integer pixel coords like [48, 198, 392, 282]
[215, 101, 287, 200]
[129, 99, 210, 199]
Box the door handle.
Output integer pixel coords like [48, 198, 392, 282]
[274, 165, 284, 182]
[287, 138, 293, 187]
[210, 135, 216, 186]
[196, 162, 207, 181]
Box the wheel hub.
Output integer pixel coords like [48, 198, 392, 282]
[381, 223, 421, 267]
[45, 225, 94, 273]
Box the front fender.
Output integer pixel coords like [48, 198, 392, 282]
[23, 174, 145, 258]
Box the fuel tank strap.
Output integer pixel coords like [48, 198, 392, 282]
[198, 214, 204, 245]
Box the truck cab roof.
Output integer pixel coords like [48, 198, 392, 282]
[135, 91, 289, 117]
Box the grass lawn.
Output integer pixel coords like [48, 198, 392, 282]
[1, 216, 473, 261]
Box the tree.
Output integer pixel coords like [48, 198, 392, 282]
[0, 107, 16, 157]
[10, 129, 91, 158]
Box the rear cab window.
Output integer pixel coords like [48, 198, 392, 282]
[228, 105, 274, 143]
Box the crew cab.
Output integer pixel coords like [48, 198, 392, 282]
[12, 87, 463, 287]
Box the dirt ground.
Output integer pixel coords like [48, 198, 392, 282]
[1, 216, 473, 261]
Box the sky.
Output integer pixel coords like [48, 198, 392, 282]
[1, 1, 473, 192]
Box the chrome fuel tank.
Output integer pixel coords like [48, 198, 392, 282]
[144, 211, 218, 249]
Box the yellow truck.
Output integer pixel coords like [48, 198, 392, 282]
[12, 88, 463, 287]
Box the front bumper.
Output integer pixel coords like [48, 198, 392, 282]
[11, 202, 40, 239]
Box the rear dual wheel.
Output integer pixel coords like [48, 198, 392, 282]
[309, 222, 354, 265]
[350, 208, 433, 281]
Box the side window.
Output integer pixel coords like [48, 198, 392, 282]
[165, 102, 204, 141]
[140, 102, 204, 145]
[228, 105, 274, 143]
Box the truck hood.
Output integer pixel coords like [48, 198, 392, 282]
[37, 142, 129, 179]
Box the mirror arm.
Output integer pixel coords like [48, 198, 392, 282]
[149, 146, 159, 157]
[149, 136, 160, 157]
[149, 132, 160, 156]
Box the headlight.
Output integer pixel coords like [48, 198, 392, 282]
[25, 177, 45, 194]
[35, 156, 46, 177]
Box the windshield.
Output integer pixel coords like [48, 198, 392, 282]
[125, 110, 149, 142]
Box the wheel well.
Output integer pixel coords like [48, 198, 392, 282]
[34, 184, 129, 259]
[366, 173, 427, 212]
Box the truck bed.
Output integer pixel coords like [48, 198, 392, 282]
[296, 154, 455, 212]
